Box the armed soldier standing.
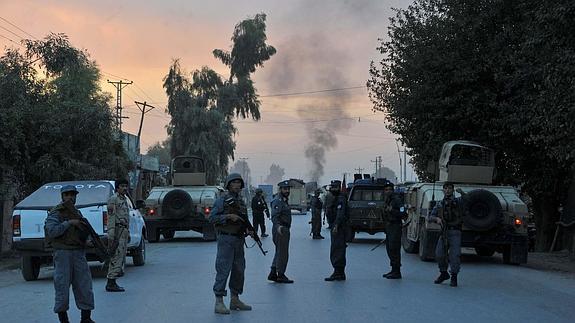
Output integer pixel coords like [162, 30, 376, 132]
[44, 185, 95, 323]
[310, 190, 324, 239]
[268, 180, 294, 284]
[382, 182, 404, 279]
[209, 173, 253, 314]
[325, 180, 349, 281]
[251, 188, 269, 238]
[105, 179, 130, 292]
[429, 182, 467, 287]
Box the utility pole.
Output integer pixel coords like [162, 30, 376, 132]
[354, 166, 364, 174]
[132, 101, 156, 200]
[396, 140, 405, 183]
[107, 79, 133, 131]
[134, 101, 156, 153]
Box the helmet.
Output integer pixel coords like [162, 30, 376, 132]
[383, 181, 394, 190]
[278, 180, 291, 188]
[255, 188, 263, 194]
[225, 173, 245, 189]
[330, 180, 341, 189]
[314, 189, 321, 195]
[60, 185, 79, 195]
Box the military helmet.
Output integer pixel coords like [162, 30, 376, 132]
[330, 180, 342, 189]
[383, 181, 395, 189]
[255, 188, 263, 194]
[314, 189, 321, 195]
[225, 173, 245, 189]
[60, 185, 79, 195]
[278, 180, 291, 188]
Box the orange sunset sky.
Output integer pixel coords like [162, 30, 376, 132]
[0, 0, 417, 184]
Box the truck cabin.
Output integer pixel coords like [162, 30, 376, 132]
[171, 156, 206, 186]
[439, 141, 495, 184]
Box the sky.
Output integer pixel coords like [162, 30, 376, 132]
[0, 0, 417, 185]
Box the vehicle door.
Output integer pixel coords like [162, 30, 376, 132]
[125, 196, 141, 247]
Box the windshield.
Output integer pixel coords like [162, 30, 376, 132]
[15, 181, 114, 210]
[350, 187, 386, 201]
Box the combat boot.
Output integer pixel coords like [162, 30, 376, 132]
[324, 270, 346, 281]
[105, 279, 125, 292]
[275, 273, 294, 284]
[214, 296, 231, 315]
[434, 271, 450, 284]
[450, 273, 458, 287]
[385, 267, 402, 279]
[80, 310, 95, 323]
[230, 294, 252, 311]
[267, 267, 278, 282]
[57, 311, 69, 323]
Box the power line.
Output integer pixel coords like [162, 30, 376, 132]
[0, 33, 24, 47]
[0, 16, 37, 40]
[0, 24, 24, 40]
[259, 86, 366, 98]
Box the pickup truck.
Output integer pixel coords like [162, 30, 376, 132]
[12, 180, 147, 281]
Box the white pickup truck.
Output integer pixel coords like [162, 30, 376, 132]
[12, 180, 147, 281]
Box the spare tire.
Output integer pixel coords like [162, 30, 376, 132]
[161, 189, 193, 219]
[463, 189, 501, 231]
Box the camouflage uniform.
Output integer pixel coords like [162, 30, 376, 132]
[106, 193, 130, 280]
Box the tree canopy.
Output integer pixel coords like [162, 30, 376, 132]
[368, 0, 575, 250]
[0, 33, 130, 198]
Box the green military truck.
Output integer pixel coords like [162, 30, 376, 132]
[401, 141, 529, 264]
[142, 156, 222, 242]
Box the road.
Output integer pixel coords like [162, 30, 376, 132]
[1, 212, 574, 323]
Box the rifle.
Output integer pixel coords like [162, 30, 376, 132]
[225, 197, 268, 256]
[260, 195, 270, 218]
[78, 218, 110, 263]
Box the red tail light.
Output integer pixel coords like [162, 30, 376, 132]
[103, 211, 108, 233]
[204, 207, 211, 216]
[514, 218, 523, 226]
[13, 214, 21, 237]
[147, 208, 156, 216]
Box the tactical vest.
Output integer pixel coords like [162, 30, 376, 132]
[438, 198, 463, 227]
[217, 194, 246, 235]
[46, 204, 89, 250]
[325, 192, 339, 225]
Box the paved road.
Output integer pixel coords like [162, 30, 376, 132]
[1, 212, 574, 323]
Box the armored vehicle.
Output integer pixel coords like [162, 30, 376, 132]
[143, 156, 222, 242]
[401, 141, 529, 264]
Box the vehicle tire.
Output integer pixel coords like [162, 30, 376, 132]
[22, 256, 41, 281]
[162, 230, 175, 240]
[463, 189, 502, 231]
[475, 246, 495, 257]
[402, 225, 419, 254]
[148, 228, 160, 243]
[132, 236, 146, 266]
[418, 226, 435, 261]
[162, 189, 193, 219]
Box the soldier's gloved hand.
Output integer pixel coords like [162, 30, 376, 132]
[227, 214, 243, 222]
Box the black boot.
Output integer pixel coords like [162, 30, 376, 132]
[267, 267, 277, 282]
[434, 271, 450, 284]
[57, 312, 69, 323]
[385, 266, 402, 279]
[80, 310, 95, 323]
[450, 273, 458, 287]
[324, 270, 346, 281]
[275, 273, 294, 284]
[383, 268, 394, 278]
[105, 278, 125, 292]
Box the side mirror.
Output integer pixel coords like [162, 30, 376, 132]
[135, 200, 146, 209]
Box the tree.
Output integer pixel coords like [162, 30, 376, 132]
[146, 139, 171, 166]
[164, 14, 275, 184]
[230, 159, 252, 187]
[0, 33, 130, 199]
[368, 0, 575, 251]
[264, 164, 285, 185]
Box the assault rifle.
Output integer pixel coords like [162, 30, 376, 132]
[79, 218, 110, 263]
[259, 195, 270, 218]
[224, 197, 268, 256]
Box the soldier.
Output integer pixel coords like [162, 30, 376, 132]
[310, 189, 324, 239]
[251, 188, 269, 238]
[105, 179, 130, 292]
[209, 173, 253, 314]
[382, 182, 405, 279]
[268, 180, 294, 284]
[429, 182, 467, 287]
[325, 180, 348, 281]
[44, 185, 95, 323]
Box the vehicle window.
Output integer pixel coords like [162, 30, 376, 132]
[350, 187, 386, 201]
[16, 181, 114, 209]
[449, 145, 494, 167]
[146, 190, 163, 201]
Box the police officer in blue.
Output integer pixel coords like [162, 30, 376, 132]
[325, 180, 349, 281]
[382, 182, 405, 279]
[209, 173, 252, 314]
[44, 185, 95, 323]
[429, 182, 467, 287]
[268, 180, 294, 284]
